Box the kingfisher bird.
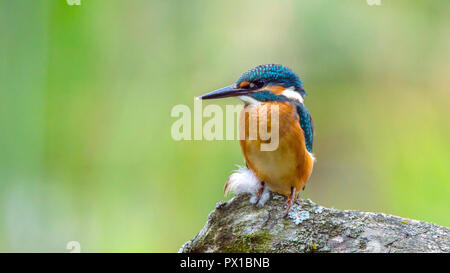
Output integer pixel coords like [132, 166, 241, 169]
[199, 64, 314, 215]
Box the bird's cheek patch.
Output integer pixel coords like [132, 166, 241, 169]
[265, 85, 286, 95]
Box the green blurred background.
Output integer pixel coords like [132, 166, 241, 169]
[0, 0, 449, 252]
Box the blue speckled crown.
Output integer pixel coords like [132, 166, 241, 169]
[236, 64, 306, 96]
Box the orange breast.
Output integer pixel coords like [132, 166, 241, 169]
[239, 102, 314, 197]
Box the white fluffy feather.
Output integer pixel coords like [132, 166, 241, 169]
[308, 152, 316, 162]
[225, 166, 271, 206]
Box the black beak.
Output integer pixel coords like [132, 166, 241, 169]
[199, 84, 249, 100]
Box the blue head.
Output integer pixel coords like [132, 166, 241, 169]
[199, 64, 306, 103]
[236, 64, 305, 97]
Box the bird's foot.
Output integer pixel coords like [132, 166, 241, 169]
[254, 181, 265, 204]
[249, 181, 270, 207]
[283, 187, 296, 218]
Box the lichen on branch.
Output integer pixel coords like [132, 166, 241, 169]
[180, 194, 449, 253]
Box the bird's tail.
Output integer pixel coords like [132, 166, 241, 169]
[224, 165, 261, 196]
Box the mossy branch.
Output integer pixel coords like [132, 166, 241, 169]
[179, 194, 449, 253]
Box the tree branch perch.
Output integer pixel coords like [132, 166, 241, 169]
[179, 194, 449, 253]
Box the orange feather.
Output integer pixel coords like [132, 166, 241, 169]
[239, 101, 314, 199]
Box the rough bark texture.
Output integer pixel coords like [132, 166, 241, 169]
[179, 193, 449, 253]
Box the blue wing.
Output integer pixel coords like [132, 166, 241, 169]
[294, 102, 314, 153]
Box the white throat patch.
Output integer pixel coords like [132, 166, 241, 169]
[282, 87, 304, 103]
[239, 95, 260, 106]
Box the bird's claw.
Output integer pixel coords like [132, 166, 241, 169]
[253, 181, 265, 207]
[283, 187, 296, 218]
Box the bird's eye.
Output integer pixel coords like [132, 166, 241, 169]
[249, 80, 264, 89]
